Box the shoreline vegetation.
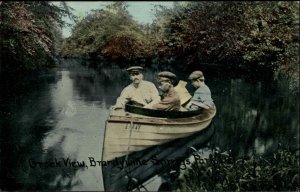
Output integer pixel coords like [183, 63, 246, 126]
[1, 2, 299, 92]
[1, 1, 298, 91]
[173, 148, 299, 191]
[0, 2, 74, 71]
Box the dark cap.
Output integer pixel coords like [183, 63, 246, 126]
[157, 71, 176, 83]
[188, 70, 204, 80]
[126, 66, 143, 73]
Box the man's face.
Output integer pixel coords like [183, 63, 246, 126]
[159, 80, 171, 92]
[130, 71, 143, 84]
[191, 79, 201, 88]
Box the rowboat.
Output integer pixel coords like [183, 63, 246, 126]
[102, 104, 216, 161]
[101, 104, 217, 191]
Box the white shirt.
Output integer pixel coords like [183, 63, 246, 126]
[115, 80, 160, 108]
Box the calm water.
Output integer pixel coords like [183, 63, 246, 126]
[0, 59, 298, 190]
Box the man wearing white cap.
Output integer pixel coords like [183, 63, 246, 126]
[113, 66, 160, 109]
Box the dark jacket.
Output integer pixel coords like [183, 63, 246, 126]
[152, 88, 181, 111]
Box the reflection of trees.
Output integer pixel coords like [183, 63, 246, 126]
[69, 60, 130, 106]
[26, 128, 85, 190]
[0, 70, 82, 190]
[70, 60, 163, 107]
[208, 77, 299, 157]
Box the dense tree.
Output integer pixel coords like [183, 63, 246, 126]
[61, 2, 153, 63]
[240, 2, 299, 89]
[153, 1, 299, 90]
[0, 1, 75, 72]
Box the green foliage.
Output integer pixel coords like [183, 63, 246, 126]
[61, 2, 298, 90]
[154, 1, 299, 91]
[152, 2, 248, 63]
[61, 2, 151, 62]
[0, 1, 75, 71]
[241, 2, 299, 85]
[178, 149, 299, 191]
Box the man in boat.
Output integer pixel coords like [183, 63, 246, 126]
[112, 66, 160, 109]
[185, 70, 215, 110]
[150, 71, 181, 111]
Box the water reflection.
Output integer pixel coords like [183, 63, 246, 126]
[0, 62, 106, 190]
[0, 58, 298, 191]
[208, 76, 299, 158]
[43, 68, 105, 190]
[0, 70, 60, 190]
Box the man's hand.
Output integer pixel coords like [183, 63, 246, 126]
[111, 105, 123, 110]
[143, 103, 153, 109]
[186, 101, 210, 110]
[192, 101, 210, 109]
[185, 101, 192, 109]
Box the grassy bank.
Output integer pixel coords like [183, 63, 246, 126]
[174, 148, 299, 191]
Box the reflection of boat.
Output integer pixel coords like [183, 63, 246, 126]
[101, 104, 216, 191]
[102, 104, 216, 161]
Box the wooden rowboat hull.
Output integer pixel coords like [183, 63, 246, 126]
[102, 122, 216, 191]
[101, 105, 216, 191]
[102, 106, 216, 161]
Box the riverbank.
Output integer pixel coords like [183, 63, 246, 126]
[176, 148, 299, 191]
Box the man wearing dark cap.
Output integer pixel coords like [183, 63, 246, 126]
[113, 66, 160, 109]
[151, 71, 181, 111]
[185, 70, 215, 110]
